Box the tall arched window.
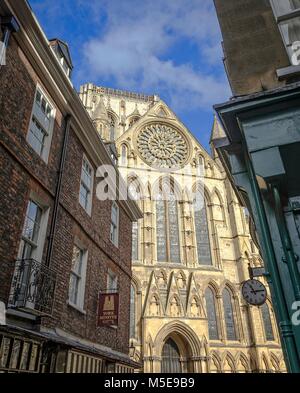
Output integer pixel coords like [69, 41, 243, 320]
[108, 114, 115, 141]
[222, 288, 237, 341]
[194, 194, 212, 265]
[261, 303, 275, 341]
[156, 184, 181, 264]
[205, 288, 219, 340]
[161, 338, 182, 373]
[132, 221, 139, 261]
[130, 284, 136, 339]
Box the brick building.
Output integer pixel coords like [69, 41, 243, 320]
[0, 0, 142, 373]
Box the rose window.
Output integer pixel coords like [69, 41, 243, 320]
[137, 124, 188, 168]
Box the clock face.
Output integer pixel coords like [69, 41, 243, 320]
[242, 279, 267, 306]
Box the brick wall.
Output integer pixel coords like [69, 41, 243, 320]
[0, 34, 133, 354]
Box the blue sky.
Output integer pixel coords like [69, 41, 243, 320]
[29, 0, 231, 151]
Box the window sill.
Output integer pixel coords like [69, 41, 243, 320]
[277, 65, 300, 81]
[67, 301, 86, 315]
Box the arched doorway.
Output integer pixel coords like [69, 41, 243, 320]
[161, 338, 182, 373]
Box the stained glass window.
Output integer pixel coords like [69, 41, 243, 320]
[223, 288, 237, 341]
[261, 303, 275, 341]
[194, 197, 212, 266]
[156, 189, 181, 263]
[156, 197, 168, 262]
[205, 288, 219, 340]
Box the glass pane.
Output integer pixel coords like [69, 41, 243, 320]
[156, 198, 167, 262]
[280, 16, 300, 46]
[81, 160, 92, 190]
[28, 118, 46, 156]
[194, 199, 212, 266]
[69, 273, 79, 304]
[22, 201, 42, 244]
[223, 288, 237, 341]
[261, 303, 275, 341]
[79, 184, 89, 209]
[271, 0, 300, 16]
[168, 197, 181, 263]
[71, 246, 83, 275]
[205, 288, 219, 340]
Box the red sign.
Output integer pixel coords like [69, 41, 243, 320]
[97, 292, 119, 327]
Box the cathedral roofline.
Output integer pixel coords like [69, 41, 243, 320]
[80, 83, 160, 103]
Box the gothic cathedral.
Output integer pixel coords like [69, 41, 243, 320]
[80, 83, 285, 373]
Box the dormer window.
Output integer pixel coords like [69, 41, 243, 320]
[49, 38, 73, 79]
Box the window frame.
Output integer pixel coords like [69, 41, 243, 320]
[270, 0, 300, 65]
[18, 196, 50, 263]
[79, 154, 94, 216]
[193, 196, 213, 267]
[260, 302, 275, 342]
[222, 287, 238, 342]
[205, 287, 220, 341]
[27, 84, 56, 163]
[110, 202, 119, 247]
[155, 188, 181, 264]
[68, 244, 88, 313]
[107, 269, 118, 292]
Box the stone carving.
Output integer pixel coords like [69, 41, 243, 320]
[150, 296, 160, 316]
[137, 123, 188, 168]
[170, 297, 181, 317]
[190, 298, 200, 317]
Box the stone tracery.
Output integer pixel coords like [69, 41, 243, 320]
[137, 123, 189, 168]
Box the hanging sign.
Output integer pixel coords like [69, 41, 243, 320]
[97, 292, 119, 327]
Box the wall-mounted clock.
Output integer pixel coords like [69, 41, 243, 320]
[242, 279, 267, 306]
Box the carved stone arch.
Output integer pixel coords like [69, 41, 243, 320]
[222, 352, 236, 373]
[152, 175, 182, 202]
[188, 295, 202, 318]
[211, 187, 226, 225]
[153, 321, 202, 359]
[206, 161, 214, 178]
[203, 279, 220, 297]
[131, 273, 142, 293]
[127, 174, 145, 201]
[175, 270, 187, 289]
[148, 293, 162, 317]
[155, 269, 168, 289]
[167, 294, 183, 317]
[220, 280, 238, 298]
[236, 352, 250, 373]
[261, 353, 270, 372]
[270, 353, 280, 372]
[210, 351, 222, 373]
[156, 105, 169, 118]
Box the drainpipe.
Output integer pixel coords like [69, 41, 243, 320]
[0, 16, 20, 67]
[244, 150, 300, 373]
[45, 114, 72, 268]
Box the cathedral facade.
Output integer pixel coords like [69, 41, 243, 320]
[79, 83, 285, 373]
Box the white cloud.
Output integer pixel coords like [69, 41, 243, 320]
[80, 0, 230, 111]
